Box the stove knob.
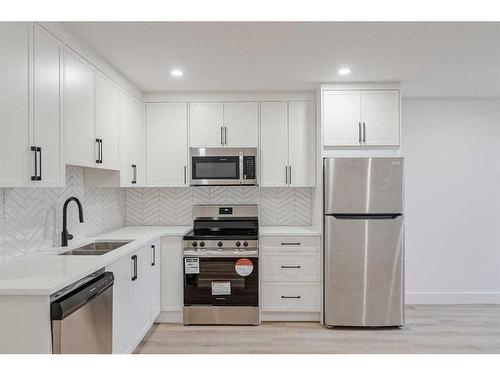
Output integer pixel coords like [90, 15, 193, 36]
[235, 241, 241, 247]
[199, 241, 205, 248]
[218, 241, 223, 248]
[243, 241, 248, 247]
[192, 242, 198, 248]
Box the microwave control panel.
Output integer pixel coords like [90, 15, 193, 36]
[243, 156, 256, 179]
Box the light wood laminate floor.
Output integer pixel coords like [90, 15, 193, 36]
[135, 305, 500, 354]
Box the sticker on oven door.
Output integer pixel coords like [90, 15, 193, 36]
[211, 281, 231, 295]
[184, 258, 199, 274]
[235, 258, 253, 276]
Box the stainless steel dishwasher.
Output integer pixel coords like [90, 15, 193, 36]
[50, 269, 114, 354]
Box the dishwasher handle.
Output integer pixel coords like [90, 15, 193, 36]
[51, 272, 114, 320]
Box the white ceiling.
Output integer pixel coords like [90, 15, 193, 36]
[62, 22, 500, 97]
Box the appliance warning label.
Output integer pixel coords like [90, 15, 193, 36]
[184, 258, 200, 274]
[212, 281, 231, 295]
[235, 258, 253, 276]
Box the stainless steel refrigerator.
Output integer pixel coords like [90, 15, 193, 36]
[323, 157, 404, 327]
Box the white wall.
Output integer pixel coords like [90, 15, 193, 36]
[403, 98, 500, 303]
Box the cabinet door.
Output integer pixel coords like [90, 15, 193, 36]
[224, 102, 258, 147]
[120, 91, 146, 187]
[106, 256, 132, 354]
[322, 90, 361, 147]
[146, 102, 188, 186]
[65, 47, 96, 167]
[161, 237, 183, 322]
[130, 246, 152, 346]
[0, 23, 30, 187]
[33, 24, 65, 187]
[189, 102, 223, 147]
[361, 90, 400, 146]
[97, 73, 120, 170]
[150, 239, 162, 321]
[288, 101, 315, 187]
[260, 102, 288, 187]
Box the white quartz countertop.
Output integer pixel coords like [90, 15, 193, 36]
[259, 226, 321, 236]
[0, 226, 191, 296]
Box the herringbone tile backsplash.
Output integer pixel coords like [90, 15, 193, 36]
[0, 167, 313, 264]
[0, 166, 126, 264]
[126, 187, 313, 227]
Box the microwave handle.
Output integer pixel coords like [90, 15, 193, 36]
[239, 152, 244, 184]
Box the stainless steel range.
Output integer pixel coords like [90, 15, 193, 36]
[183, 204, 259, 325]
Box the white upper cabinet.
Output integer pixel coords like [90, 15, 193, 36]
[223, 102, 258, 147]
[0, 23, 31, 187]
[189, 101, 258, 147]
[0, 23, 64, 187]
[323, 90, 361, 147]
[260, 102, 288, 186]
[120, 91, 146, 187]
[65, 47, 96, 167]
[260, 101, 315, 187]
[288, 101, 315, 187]
[361, 90, 399, 146]
[97, 73, 120, 170]
[322, 89, 400, 147]
[33, 24, 65, 187]
[189, 102, 224, 147]
[146, 102, 188, 187]
[66, 49, 122, 170]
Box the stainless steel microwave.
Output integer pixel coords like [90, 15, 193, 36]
[190, 147, 258, 186]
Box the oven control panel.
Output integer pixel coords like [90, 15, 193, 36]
[183, 239, 258, 251]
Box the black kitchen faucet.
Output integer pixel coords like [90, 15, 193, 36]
[61, 197, 84, 247]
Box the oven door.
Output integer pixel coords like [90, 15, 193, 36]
[184, 257, 259, 306]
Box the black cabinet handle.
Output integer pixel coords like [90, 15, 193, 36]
[31, 146, 38, 181]
[95, 139, 100, 163]
[221, 126, 224, 145]
[289, 166, 291, 185]
[38, 147, 42, 180]
[131, 164, 137, 184]
[225, 126, 228, 145]
[281, 242, 301, 246]
[281, 265, 301, 269]
[281, 296, 301, 299]
[363, 122, 366, 143]
[151, 245, 156, 266]
[95, 139, 103, 163]
[131, 255, 137, 281]
[31, 146, 42, 181]
[358, 122, 362, 143]
[184, 166, 187, 185]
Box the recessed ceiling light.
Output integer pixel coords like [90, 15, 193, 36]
[171, 69, 183, 77]
[338, 68, 351, 76]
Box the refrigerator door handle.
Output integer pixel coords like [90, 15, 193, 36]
[332, 214, 401, 220]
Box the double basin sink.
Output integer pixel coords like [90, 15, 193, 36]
[59, 241, 132, 256]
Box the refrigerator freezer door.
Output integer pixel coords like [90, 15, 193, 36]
[324, 157, 404, 214]
[324, 215, 404, 327]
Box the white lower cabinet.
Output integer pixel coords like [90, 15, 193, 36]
[106, 239, 161, 354]
[261, 235, 321, 321]
[150, 239, 162, 321]
[159, 236, 184, 323]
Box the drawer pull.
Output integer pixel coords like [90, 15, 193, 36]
[281, 295, 301, 299]
[281, 265, 301, 269]
[281, 242, 301, 246]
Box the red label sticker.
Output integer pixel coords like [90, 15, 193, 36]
[235, 258, 253, 276]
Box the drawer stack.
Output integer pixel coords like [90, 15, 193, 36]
[260, 235, 321, 321]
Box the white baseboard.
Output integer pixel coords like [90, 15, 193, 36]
[406, 292, 500, 304]
[156, 310, 183, 323]
[261, 311, 320, 322]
